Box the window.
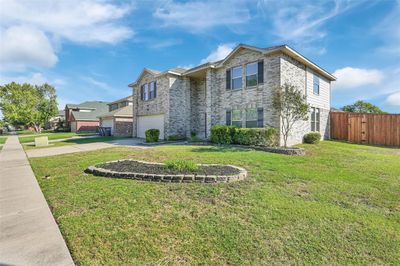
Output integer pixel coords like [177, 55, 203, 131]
[143, 83, 149, 101]
[311, 107, 320, 131]
[231, 110, 242, 127]
[231, 66, 242, 90]
[246, 63, 258, 87]
[246, 108, 258, 128]
[149, 82, 155, 99]
[313, 74, 320, 95]
[141, 81, 157, 101]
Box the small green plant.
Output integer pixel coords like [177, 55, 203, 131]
[190, 131, 199, 141]
[145, 129, 160, 142]
[164, 160, 199, 172]
[303, 132, 321, 144]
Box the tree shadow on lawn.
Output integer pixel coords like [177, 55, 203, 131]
[190, 145, 252, 153]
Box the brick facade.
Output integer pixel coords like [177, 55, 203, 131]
[130, 45, 333, 146]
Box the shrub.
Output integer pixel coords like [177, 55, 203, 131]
[303, 132, 321, 144]
[145, 129, 160, 143]
[164, 160, 199, 172]
[190, 131, 199, 141]
[167, 134, 185, 141]
[210, 125, 237, 144]
[234, 128, 278, 146]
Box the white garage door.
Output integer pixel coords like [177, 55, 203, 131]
[137, 114, 164, 139]
[70, 122, 77, 132]
[101, 118, 114, 135]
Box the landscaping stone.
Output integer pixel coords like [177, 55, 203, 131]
[85, 159, 247, 184]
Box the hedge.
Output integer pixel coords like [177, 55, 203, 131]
[145, 129, 160, 143]
[211, 125, 277, 146]
[303, 132, 321, 144]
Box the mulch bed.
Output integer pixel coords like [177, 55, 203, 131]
[98, 160, 240, 176]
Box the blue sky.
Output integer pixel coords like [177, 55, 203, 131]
[0, 0, 399, 113]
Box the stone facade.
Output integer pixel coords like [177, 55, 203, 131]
[131, 45, 333, 146]
[114, 119, 133, 137]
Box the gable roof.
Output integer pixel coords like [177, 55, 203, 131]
[98, 105, 133, 118]
[108, 95, 133, 106]
[128, 43, 336, 86]
[70, 101, 109, 121]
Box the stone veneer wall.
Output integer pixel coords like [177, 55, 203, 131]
[280, 54, 330, 146]
[167, 76, 191, 137]
[193, 48, 281, 138]
[190, 78, 207, 139]
[114, 118, 133, 137]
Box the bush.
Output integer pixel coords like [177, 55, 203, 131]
[303, 132, 321, 144]
[145, 129, 160, 143]
[164, 160, 199, 172]
[234, 128, 278, 146]
[210, 125, 237, 144]
[167, 134, 185, 141]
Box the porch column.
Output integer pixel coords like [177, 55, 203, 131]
[205, 69, 213, 139]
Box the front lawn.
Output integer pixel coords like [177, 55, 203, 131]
[18, 132, 96, 144]
[29, 141, 400, 265]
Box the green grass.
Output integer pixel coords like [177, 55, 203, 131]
[23, 136, 128, 150]
[18, 132, 96, 144]
[0, 136, 7, 145]
[29, 141, 400, 265]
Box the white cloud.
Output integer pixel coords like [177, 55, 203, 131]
[154, 0, 250, 31]
[0, 0, 134, 44]
[332, 67, 384, 90]
[0, 26, 58, 71]
[257, 0, 365, 45]
[386, 91, 400, 106]
[200, 44, 235, 64]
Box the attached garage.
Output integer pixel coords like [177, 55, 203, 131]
[137, 114, 165, 139]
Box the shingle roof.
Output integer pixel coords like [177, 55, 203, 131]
[99, 105, 133, 118]
[107, 96, 133, 105]
[70, 101, 109, 121]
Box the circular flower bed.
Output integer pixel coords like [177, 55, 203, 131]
[85, 159, 247, 183]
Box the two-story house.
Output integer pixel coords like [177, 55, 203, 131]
[129, 44, 336, 146]
[99, 96, 133, 136]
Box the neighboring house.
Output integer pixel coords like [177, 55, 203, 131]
[129, 44, 336, 145]
[99, 96, 133, 136]
[64, 101, 109, 132]
[45, 110, 65, 130]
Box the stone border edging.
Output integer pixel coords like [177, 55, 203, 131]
[85, 159, 247, 183]
[250, 146, 305, 156]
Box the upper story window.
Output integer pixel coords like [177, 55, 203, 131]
[231, 66, 242, 90]
[246, 63, 257, 87]
[226, 60, 264, 90]
[141, 81, 157, 101]
[313, 74, 320, 95]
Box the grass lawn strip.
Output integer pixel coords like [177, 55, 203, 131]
[29, 141, 400, 265]
[18, 132, 95, 143]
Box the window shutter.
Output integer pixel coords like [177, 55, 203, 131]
[258, 60, 264, 84]
[140, 85, 144, 100]
[226, 110, 232, 126]
[226, 69, 231, 90]
[154, 81, 157, 98]
[257, 108, 264, 127]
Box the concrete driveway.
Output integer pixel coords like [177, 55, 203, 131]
[26, 138, 149, 158]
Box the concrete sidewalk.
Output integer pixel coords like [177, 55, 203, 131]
[26, 138, 148, 158]
[0, 135, 74, 265]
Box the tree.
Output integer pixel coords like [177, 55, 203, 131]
[342, 100, 386, 114]
[0, 82, 58, 132]
[273, 83, 310, 147]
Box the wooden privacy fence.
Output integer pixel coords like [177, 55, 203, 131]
[330, 112, 400, 147]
